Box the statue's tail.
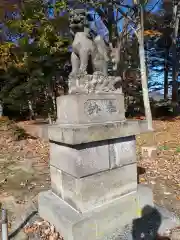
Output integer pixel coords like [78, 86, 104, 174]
[94, 35, 109, 61]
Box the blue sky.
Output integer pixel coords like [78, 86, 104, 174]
[49, 0, 162, 37]
[89, 0, 162, 39]
[87, 0, 164, 92]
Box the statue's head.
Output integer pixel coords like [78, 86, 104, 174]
[69, 9, 89, 35]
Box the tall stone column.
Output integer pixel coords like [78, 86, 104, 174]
[38, 88, 154, 239]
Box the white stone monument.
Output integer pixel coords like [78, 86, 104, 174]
[38, 70, 155, 239]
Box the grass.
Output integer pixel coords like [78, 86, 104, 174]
[175, 147, 180, 153]
[158, 145, 170, 151]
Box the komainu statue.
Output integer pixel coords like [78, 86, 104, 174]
[70, 31, 110, 76]
[68, 10, 122, 94]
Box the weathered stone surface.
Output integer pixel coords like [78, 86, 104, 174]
[50, 141, 109, 178]
[68, 72, 122, 94]
[13, 231, 28, 240]
[50, 164, 137, 212]
[56, 94, 125, 124]
[50, 136, 136, 178]
[39, 190, 137, 240]
[38, 185, 154, 240]
[50, 166, 63, 199]
[136, 184, 154, 216]
[109, 136, 136, 169]
[48, 120, 152, 145]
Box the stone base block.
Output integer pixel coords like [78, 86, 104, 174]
[50, 164, 137, 212]
[48, 120, 152, 145]
[50, 135, 136, 178]
[38, 185, 154, 240]
[136, 184, 154, 216]
[56, 93, 125, 124]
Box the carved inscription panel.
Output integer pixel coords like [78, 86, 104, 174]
[84, 99, 117, 117]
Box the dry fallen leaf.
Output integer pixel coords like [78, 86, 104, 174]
[137, 119, 180, 215]
[139, 177, 146, 183]
[8, 222, 12, 230]
[24, 226, 37, 234]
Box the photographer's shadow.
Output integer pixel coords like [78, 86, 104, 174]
[132, 205, 170, 240]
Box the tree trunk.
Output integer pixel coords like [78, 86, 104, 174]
[164, 47, 169, 100]
[172, 3, 180, 115]
[52, 94, 56, 114]
[27, 100, 35, 120]
[44, 88, 53, 124]
[51, 91, 57, 123]
[0, 103, 3, 117]
[48, 113, 52, 124]
[51, 77, 57, 121]
[138, 5, 153, 130]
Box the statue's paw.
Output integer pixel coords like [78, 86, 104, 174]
[78, 70, 87, 76]
[115, 76, 122, 83]
[69, 87, 79, 94]
[69, 72, 78, 78]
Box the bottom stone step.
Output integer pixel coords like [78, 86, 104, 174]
[38, 185, 154, 240]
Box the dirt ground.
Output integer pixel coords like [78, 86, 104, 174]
[137, 118, 180, 216]
[0, 117, 180, 239]
[0, 119, 50, 238]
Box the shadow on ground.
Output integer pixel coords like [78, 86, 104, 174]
[6, 205, 177, 239]
[132, 205, 170, 240]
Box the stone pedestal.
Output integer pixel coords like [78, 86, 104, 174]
[38, 93, 154, 240]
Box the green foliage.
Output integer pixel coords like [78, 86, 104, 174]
[158, 145, 170, 151]
[175, 147, 180, 153]
[0, 0, 171, 120]
[0, 0, 70, 119]
[54, 0, 67, 15]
